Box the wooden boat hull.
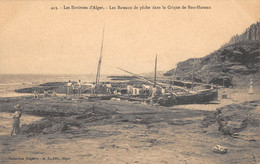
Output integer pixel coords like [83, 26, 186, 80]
[154, 89, 218, 106]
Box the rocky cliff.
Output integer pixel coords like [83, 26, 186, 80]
[227, 22, 260, 46]
[164, 22, 260, 87]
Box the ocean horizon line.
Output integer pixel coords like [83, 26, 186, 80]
[0, 73, 127, 76]
[0, 70, 168, 76]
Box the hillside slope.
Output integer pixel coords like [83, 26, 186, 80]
[165, 22, 260, 87]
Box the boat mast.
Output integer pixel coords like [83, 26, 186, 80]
[95, 27, 105, 84]
[116, 67, 189, 93]
[153, 54, 157, 88]
[116, 67, 156, 86]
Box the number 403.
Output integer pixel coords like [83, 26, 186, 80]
[51, 6, 58, 10]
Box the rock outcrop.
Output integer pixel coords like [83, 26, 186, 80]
[227, 22, 260, 46]
[164, 22, 260, 87]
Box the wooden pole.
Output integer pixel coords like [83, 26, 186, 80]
[116, 67, 189, 93]
[95, 27, 105, 84]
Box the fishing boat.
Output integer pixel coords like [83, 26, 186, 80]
[153, 89, 218, 106]
[117, 55, 218, 106]
[153, 57, 218, 106]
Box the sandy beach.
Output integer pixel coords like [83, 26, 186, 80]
[0, 0, 259, 163]
[0, 87, 259, 164]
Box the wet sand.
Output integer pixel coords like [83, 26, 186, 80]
[0, 88, 259, 164]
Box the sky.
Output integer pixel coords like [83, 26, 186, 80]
[0, 0, 259, 75]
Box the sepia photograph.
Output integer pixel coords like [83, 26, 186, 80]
[0, 0, 259, 163]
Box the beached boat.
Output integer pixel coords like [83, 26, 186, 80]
[117, 55, 218, 106]
[153, 89, 218, 106]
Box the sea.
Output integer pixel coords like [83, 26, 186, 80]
[0, 74, 111, 135]
[0, 74, 110, 97]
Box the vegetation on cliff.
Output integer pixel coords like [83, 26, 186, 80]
[165, 22, 260, 87]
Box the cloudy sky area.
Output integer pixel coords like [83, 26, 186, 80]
[0, 0, 259, 75]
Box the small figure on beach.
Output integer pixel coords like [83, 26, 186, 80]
[67, 80, 72, 95]
[33, 89, 39, 98]
[221, 87, 227, 99]
[151, 87, 157, 98]
[44, 90, 48, 97]
[52, 90, 57, 97]
[248, 79, 255, 94]
[91, 82, 96, 95]
[78, 80, 82, 95]
[106, 82, 112, 94]
[113, 89, 118, 95]
[72, 83, 77, 95]
[10, 104, 22, 136]
[127, 85, 132, 95]
[161, 88, 165, 94]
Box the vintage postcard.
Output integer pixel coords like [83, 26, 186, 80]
[0, 0, 259, 163]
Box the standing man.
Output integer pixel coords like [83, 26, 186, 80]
[127, 85, 132, 95]
[106, 82, 112, 94]
[151, 87, 157, 98]
[78, 80, 82, 95]
[10, 104, 22, 136]
[67, 80, 72, 95]
[33, 89, 39, 98]
[44, 90, 48, 97]
[161, 88, 165, 94]
[91, 82, 96, 95]
[52, 90, 57, 97]
[248, 79, 255, 94]
[72, 83, 77, 95]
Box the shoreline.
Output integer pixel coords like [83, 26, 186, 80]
[1, 86, 259, 111]
[0, 87, 259, 163]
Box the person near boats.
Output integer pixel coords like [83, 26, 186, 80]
[52, 90, 57, 97]
[106, 82, 112, 94]
[33, 89, 39, 98]
[10, 104, 22, 136]
[151, 87, 157, 98]
[67, 80, 72, 95]
[78, 80, 82, 95]
[161, 88, 165, 94]
[127, 85, 132, 95]
[44, 90, 48, 97]
[72, 83, 77, 95]
[91, 83, 96, 94]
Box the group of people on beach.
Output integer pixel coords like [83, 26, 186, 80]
[66, 80, 114, 95]
[90, 82, 113, 95]
[67, 80, 83, 95]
